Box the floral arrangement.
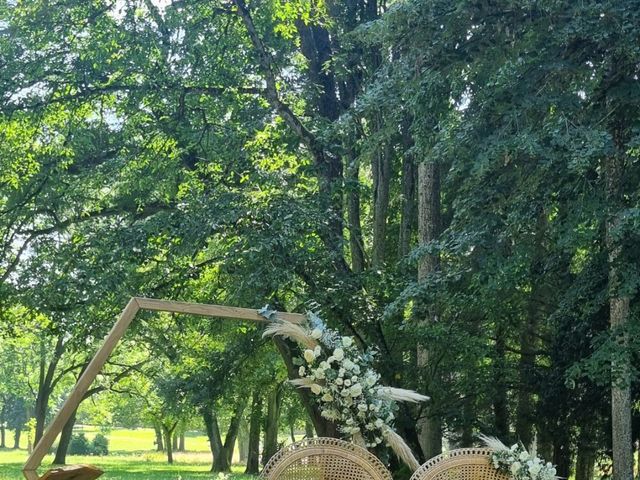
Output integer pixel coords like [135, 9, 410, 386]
[479, 435, 558, 480]
[260, 308, 428, 470]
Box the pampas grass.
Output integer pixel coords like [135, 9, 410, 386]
[378, 387, 430, 403]
[289, 377, 315, 388]
[478, 434, 509, 452]
[351, 432, 367, 448]
[262, 321, 318, 349]
[383, 426, 420, 471]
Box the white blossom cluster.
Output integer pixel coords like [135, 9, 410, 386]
[490, 444, 557, 480]
[293, 318, 396, 448]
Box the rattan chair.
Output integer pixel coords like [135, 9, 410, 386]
[410, 448, 510, 480]
[261, 437, 393, 480]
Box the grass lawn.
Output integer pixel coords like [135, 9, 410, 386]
[0, 427, 254, 480]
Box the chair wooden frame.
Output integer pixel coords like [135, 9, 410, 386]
[261, 437, 393, 480]
[409, 448, 510, 480]
[23, 297, 305, 480]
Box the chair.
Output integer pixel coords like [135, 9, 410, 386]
[261, 437, 393, 480]
[410, 448, 510, 480]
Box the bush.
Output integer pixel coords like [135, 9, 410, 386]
[91, 433, 109, 456]
[68, 433, 91, 455]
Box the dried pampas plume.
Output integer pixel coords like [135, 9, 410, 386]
[383, 426, 420, 471]
[262, 321, 318, 349]
[289, 378, 315, 388]
[378, 387, 429, 403]
[477, 434, 509, 452]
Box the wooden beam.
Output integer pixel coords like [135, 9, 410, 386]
[23, 298, 140, 475]
[23, 298, 305, 480]
[134, 297, 306, 324]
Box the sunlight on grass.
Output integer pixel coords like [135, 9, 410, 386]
[0, 427, 253, 480]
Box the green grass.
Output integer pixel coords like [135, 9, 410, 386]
[0, 427, 254, 480]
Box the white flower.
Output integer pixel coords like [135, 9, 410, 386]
[336, 378, 343, 385]
[342, 337, 353, 347]
[311, 328, 323, 339]
[318, 361, 329, 371]
[511, 462, 522, 475]
[344, 379, 352, 387]
[321, 393, 333, 402]
[314, 345, 322, 357]
[520, 451, 530, 462]
[327, 355, 335, 364]
[338, 368, 346, 377]
[357, 404, 368, 412]
[333, 348, 345, 361]
[374, 419, 384, 428]
[304, 349, 316, 363]
[315, 368, 326, 379]
[343, 359, 355, 370]
[350, 383, 363, 397]
[310, 384, 322, 395]
[529, 463, 542, 478]
[298, 366, 306, 376]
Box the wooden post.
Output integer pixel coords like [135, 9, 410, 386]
[23, 297, 305, 480]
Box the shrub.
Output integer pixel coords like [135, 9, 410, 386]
[91, 433, 109, 456]
[68, 433, 91, 455]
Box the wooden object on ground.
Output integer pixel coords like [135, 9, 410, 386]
[410, 448, 510, 480]
[40, 465, 104, 480]
[261, 437, 393, 480]
[23, 297, 306, 480]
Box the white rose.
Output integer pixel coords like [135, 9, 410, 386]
[311, 328, 323, 339]
[529, 463, 542, 479]
[304, 349, 316, 363]
[298, 366, 306, 376]
[314, 345, 322, 357]
[342, 337, 353, 347]
[338, 368, 346, 377]
[511, 462, 522, 475]
[321, 393, 333, 402]
[358, 403, 368, 412]
[350, 384, 363, 397]
[333, 348, 345, 361]
[336, 378, 344, 385]
[344, 379, 352, 387]
[374, 419, 384, 428]
[327, 355, 335, 364]
[340, 389, 350, 397]
[310, 384, 322, 395]
[520, 451, 530, 462]
[343, 359, 355, 370]
[315, 368, 326, 379]
[319, 361, 329, 371]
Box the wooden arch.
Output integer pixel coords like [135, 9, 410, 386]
[23, 297, 305, 480]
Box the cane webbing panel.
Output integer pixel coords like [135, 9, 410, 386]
[261, 437, 392, 480]
[410, 448, 509, 480]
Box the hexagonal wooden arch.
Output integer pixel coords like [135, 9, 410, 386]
[23, 297, 305, 480]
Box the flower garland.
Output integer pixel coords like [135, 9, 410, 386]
[260, 309, 428, 470]
[480, 435, 558, 480]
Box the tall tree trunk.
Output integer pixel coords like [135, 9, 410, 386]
[372, 142, 391, 267]
[575, 426, 596, 480]
[34, 335, 65, 444]
[606, 130, 633, 480]
[0, 424, 5, 449]
[238, 420, 249, 464]
[346, 153, 365, 272]
[14, 426, 22, 449]
[305, 419, 314, 438]
[178, 432, 185, 452]
[225, 398, 248, 465]
[398, 133, 416, 258]
[552, 431, 573, 479]
[53, 407, 78, 464]
[493, 324, 509, 438]
[245, 392, 263, 475]
[416, 159, 442, 459]
[262, 384, 284, 466]
[204, 409, 230, 472]
[162, 423, 177, 464]
[154, 423, 164, 451]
